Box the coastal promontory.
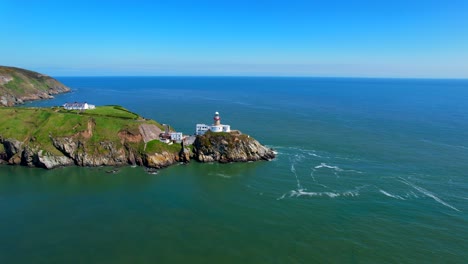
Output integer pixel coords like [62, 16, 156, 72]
[0, 106, 275, 169]
[0, 66, 70, 106]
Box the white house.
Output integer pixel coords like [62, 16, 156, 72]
[170, 132, 183, 142]
[195, 112, 231, 135]
[63, 102, 96, 110]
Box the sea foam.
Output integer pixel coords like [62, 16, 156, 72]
[399, 177, 460, 212]
[379, 189, 405, 200]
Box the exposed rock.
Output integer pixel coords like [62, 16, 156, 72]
[179, 145, 191, 163]
[145, 151, 178, 168]
[193, 131, 275, 163]
[3, 138, 23, 158]
[36, 150, 74, 169]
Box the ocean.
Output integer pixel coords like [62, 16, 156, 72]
[1, 77, 468, 263]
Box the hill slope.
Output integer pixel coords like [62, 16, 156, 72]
[0, 66, 70, 106]
[0, 106, 180, 169]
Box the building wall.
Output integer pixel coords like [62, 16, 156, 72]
[210, 125, 223, 132]
[196, 124, 209, 135]
[170, 132, 183, 141]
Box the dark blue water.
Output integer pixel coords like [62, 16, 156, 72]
[2, 77, 468, 263]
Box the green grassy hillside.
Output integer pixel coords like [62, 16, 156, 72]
[0, 106, 171, 155]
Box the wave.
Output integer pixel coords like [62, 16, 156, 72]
[379, 189, 405, 200]
[270, 146, 325, 158]
[288, 189, 359, 198]
[217, 173, 231, 178]
[314, 162, 363, 175]
[277, 193, 286, 200]
[290, 161, 303, 190]
[279, 185, 362, 199]
[314, 162, 343, 171]
[399, 177, 460, 212]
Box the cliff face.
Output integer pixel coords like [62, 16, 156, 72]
[1, 134, 182, 170]
[192, 131, 275, 163]
[0, 66, 70, 106]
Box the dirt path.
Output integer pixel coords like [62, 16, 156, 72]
[139, 124, 162, 143]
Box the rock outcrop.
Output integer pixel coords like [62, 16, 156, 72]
[192, 131, 275, 163]
[0, 66, 70, 106]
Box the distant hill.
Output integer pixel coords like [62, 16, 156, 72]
[0, 66, 70, 106]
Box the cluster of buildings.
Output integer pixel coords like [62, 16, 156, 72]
[196, 112, 231, 135]
[62, 101, 231, 145]
[159, 111, 232, 144]
[159, 124, 184, 144]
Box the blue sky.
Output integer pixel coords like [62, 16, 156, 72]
[1, 0, 467, 77]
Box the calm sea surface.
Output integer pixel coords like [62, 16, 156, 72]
[1, 77, 468, 263]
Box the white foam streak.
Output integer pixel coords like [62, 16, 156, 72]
[379, 189, 405, 200]
[314, 163, 343, 171]
[399, 177, 460, 212]
[313, 163, 362, 174]
[288, 188, 359, 198]
[216, 173, 231, 178]
[277, 193, 286, 200]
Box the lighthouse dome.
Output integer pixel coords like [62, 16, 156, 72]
[215, 111, 219, 115]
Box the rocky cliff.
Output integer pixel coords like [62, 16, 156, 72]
[0, 130, 185, 170]
[0, 66, 70, 106]
[0, 107, 275, 170]
[192, 131, 275, 163]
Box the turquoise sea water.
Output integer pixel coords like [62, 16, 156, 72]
[1, 77, 468, 263]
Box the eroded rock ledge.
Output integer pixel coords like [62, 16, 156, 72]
[193, 131, 275, 163]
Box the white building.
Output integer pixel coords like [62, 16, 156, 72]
[63, 102, 96, 110]
[170, 132, 183, 142]
[195, 112, 231, 135]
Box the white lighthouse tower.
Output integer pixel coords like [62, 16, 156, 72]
[210, 111, 224, 132]
[214, 111, 221, 126]
[195, 111, 231, 135]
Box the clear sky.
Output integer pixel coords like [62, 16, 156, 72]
[1, 0, 468, 78]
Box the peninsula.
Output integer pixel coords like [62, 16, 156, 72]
[0, 67, 275, 169]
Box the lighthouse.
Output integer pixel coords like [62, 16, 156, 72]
[195, 111, 231, 135]
[214, 111, 221, 126]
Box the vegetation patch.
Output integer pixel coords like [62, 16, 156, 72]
[0, 106, 167, 155]
[145, 139, 181, 154]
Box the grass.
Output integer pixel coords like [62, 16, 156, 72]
[145, 139, 181, 154]
[2, 70, 51, 96]
[4, 73, 26, 94]
[59, 105, 140, 119]
[0, 106, 165, 155]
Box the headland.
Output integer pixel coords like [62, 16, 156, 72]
[0, 67, 275, 170]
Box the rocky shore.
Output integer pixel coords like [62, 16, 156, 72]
[0, 130, 275, 170]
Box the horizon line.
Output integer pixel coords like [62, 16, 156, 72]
[51, 75, 468, 81]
